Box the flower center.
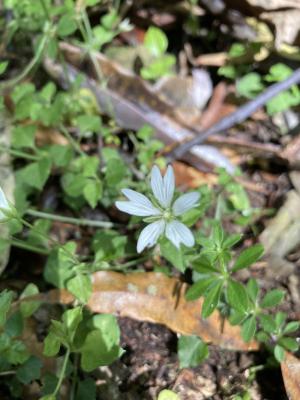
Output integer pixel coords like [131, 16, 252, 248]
[162, 209, 172, 221]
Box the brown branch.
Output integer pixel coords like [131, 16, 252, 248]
[169, 68, 300, 160]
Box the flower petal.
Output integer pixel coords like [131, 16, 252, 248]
[137, 220, 165, 253]
[165, 220, 195, 248]
[115, 188, 161, 216]
[0, 187, 10, 221]
[163, 165, 175, 207]
[172, 192, 200, 216]
[151, 165, 165, 207]
[122, 189, 161, 215]
[115, 201, 160, 217]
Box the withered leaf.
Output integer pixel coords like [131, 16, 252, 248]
[281, 352, 300, 400]
[43, 42, 234, 173]
[44, 271, 258, 351]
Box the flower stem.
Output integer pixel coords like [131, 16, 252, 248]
[59, 124, 85, 156]
[0, 145, 40, 161]
[26, 209, 115, 228]
[53, 347, 71, 397]
[19, 217, 79, 263]
[10, 237, 50, 255]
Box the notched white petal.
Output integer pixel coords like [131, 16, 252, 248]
[172, 192, 200, 216]
[137, 220, 165, 253]
[151, 165, 165, 207]
[163, 165, 175, 207]
[165, 220, 195, 248]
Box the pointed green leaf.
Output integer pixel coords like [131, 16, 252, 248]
[185, 277, 216, 301]
[201, 281, 223, 318]
[178, 335, 209, 368]
[232, 244, 264, 272]
[241, 316, 257, 342]
[260, 289, 284, 308]
[226, 279, 248, 313]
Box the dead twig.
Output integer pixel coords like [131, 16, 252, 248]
[169, 68, 300, 160]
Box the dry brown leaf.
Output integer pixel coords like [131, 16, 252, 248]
[43, 42, 235, 174]
[44, 271, 258, 351]
[173, 161, 217, 189]
[281, 352, 300, 400]
[35, 126, 68, 146]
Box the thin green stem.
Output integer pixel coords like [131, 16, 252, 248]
[26, 209, 115, 228]
[19, 217, 79, 264]
[11, 238, 50, 255]
[70, 353, 79, 400]
[0, 33, 49, 90]
[59, 124, 85, 156]
[0, 371, 16, 376]
[120, 255, 149, 269]
[39, 0, 51, 21]
[0, 145, 40, 161]
[53, 347, 71, 397]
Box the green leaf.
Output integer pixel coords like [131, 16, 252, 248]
[201, 280, 223, 318]
[223, 233, 242, 249]
[91, 314, 121, 345]
[75, 377, 96, 400]
[92, 230, 127, 262]
[67, 274, 92, 304]
[0, 61, 8, 75]
[232, 244, 264, 272]
[80, 329, 123, 372]
[160, 239, 186, 272]
[62, 306, 83, 341]
[83, 179, 102, 208]
[266, 91, 300, 115]
[141, 55, 175, 80]
[57, 13, 77, 37]
[185, 277, 217, 301]
[12, 124, 36, 149]
[48, 144, 73, 167]
[6, 340, 29, 364]
[226, 280, 248, 313]
[279, 337, 299, 352]
[227, 182, 250, 212]
[192, 254, 218, 274]
[274, 344, 285, 363]
[260, 289, 284, 308]
[17, 158, 51, 190]
[237, 73, 264, 99]
[158, 390, 180, 400]
[211, 222, 224, 246]
[241, 316, 257, 342]
[283, 321, 300, 335]
[77, 115, 101, 135]
[20, 283, 40, 318]
[275, 311, 286, 328]
[259, 314, 276, 333]
[16, 356, 42, 384]
[178, 335, 209, 368]
[104, 157, 126, 186]
[246, 278, 259, 303]
[144, 26, 168, 57]
[43, 332, 61, 357]
[5, 311, 24, 337]
[0, 290, 14, 327]
[265, 63, 292, 82]
[44, 243, 76, 288]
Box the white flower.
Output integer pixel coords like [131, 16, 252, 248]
[0, 187, 12, 222]
[115, 165, 200, 253]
